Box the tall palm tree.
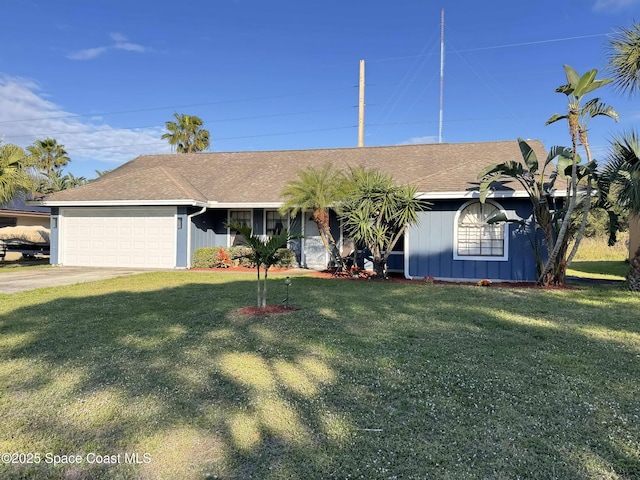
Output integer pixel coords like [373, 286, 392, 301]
[27, 138, 70, 175]
[0, 143, 35, 204]
[607, 22, 640, 95]
[606, 23, 640, 290]
[544, 65, 617, 278]
[161, 113, 210, 153]
[280, 164, 346, 270]
[601, 133, 640, 290]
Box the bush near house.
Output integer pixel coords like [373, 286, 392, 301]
[192, 247, 296, 269]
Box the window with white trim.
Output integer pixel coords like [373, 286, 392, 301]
[455, 201, 508, 260]
[229, 210, 252, 246]
[266, 210, 287, 235]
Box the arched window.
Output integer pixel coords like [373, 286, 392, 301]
[454, 200, 508, 261]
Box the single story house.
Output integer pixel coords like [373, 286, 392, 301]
[1, 196, 50, 261]
[1, 195, 50, 229]
[37, 140, 551, 282]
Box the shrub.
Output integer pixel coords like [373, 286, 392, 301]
[215, 247, 232, 268]
[192, 247, 218, 268]
[275, 248, 296, 267]
[192, 246, 297, 269]
[228, 246, 255, 267]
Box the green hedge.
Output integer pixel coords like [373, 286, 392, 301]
[192, 247, 297, 269]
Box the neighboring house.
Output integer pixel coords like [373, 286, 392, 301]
[0, 196, 50, 260]
[37, 140, 551, 282]
[1, 195, 50, 229]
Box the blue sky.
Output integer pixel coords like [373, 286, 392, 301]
[1, 0, 639, 180]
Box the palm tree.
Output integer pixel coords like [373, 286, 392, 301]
[601, 132, 640, 290]
[479, 140, 574, 285]
[544, 65, 618, 279]
[280, 164, 346, 270]
[605, 23, 640, 290]
[0, 143, 35, 204]
[27, 138, 70, 175]
[161, 113, 210, 153]
[339, 167, 428, 278]
[607, 22, 640, 95]
[228, 223, 293, 308]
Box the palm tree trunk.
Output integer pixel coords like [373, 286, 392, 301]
[313, 209, 344, 270]
[628, 245, 640, 291]
[539, 115, 580, 285]
[262, 267, 269, 307]
[566, 130, 595, 267]
[256, 265, 262, 308]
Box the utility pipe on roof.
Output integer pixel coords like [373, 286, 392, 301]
[186, 206, 207, 268]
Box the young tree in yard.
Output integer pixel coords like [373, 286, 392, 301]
[280, 164, 346, 270]
[339, 167, 428, 278]
[228, 223, 294, 308]
[161, 113, 210, 153]
[543, 65, 618, 282]
[0, 143, 35, 204]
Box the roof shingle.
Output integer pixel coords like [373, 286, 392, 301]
[43, 140, 549, 204]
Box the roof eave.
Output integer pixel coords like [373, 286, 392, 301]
[35, 199, 208, 207]
[417, 190, 567, 200]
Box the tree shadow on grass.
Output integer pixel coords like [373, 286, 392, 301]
[0, 275, 638, 479]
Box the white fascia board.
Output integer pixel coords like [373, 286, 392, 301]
[206, 202, 284, 209]
[416, 190, 566, 200]
[36, 199, 208, 207]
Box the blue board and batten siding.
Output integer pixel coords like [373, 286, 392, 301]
[406, 199, 538, 282]
[189, 208, 305, 266]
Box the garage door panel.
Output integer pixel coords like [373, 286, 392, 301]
[61, 207, 176, 268]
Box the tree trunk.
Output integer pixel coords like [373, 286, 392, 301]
[256, 265, 262, 308]
[262, 267, 269, 307]
[372, 255, 387, 279]
[628, 245, 640, 292]
[313, 209, 344, 270]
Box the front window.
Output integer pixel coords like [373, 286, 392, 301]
[229, 210, 251, 246]
[455, 201, 507, 260]
[266, 211, 287, 236]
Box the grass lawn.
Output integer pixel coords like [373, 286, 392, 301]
[568, 235, 630, 281]
[0, 272, 639, 479]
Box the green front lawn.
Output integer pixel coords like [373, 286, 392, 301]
[0, 272, 639, 479]
[567, 261, 629, 280]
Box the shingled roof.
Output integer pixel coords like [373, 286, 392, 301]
[41, 140, 548, 205]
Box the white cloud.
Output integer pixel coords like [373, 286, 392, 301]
[399, 135, 439, 145]
[110, 32, 146, 53]
[0, 75, 170, 176]
[66, 46, 108, 60]
[67, 33, 147, 61]
[593, 0, 639, 11]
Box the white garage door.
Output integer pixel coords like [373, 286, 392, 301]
[61, 207, 177, 268]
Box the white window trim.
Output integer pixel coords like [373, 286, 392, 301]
[453, 199, 509, 262]
[263, 210, 290, 236]
[227, 209, 253, 247]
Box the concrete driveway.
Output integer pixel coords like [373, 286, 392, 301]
[0, 266, 152, 294]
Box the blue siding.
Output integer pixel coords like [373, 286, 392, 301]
[176, 207, 189, 267]
[407, 199, 538, 281]
[50, 207, 59, 264]
[190, 209, 227, 253]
